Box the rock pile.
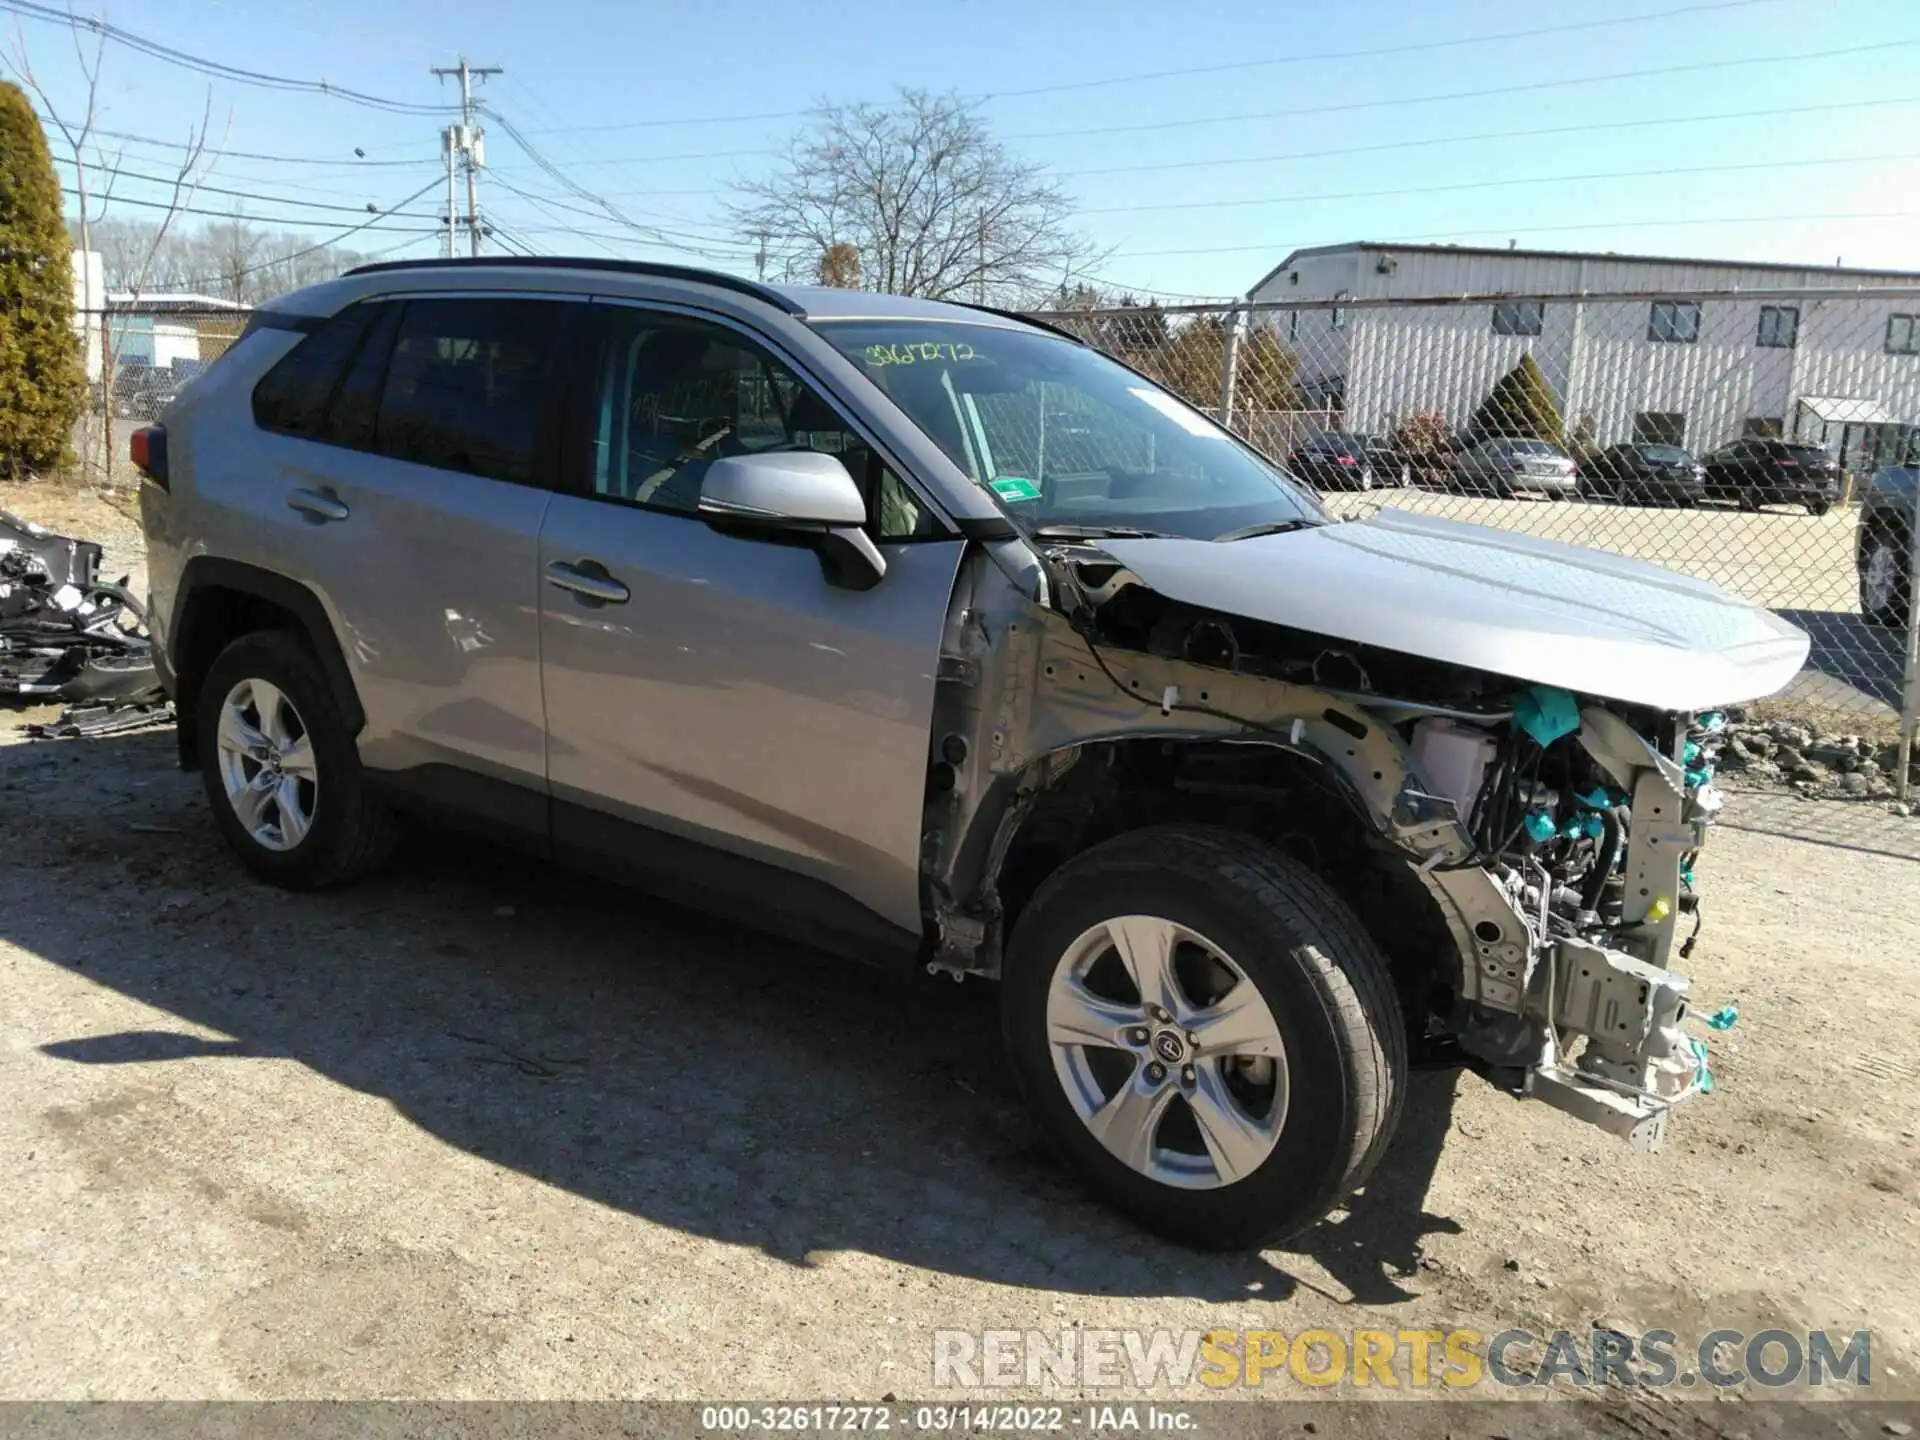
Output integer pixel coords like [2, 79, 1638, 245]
[1716, 717, 1916, 811]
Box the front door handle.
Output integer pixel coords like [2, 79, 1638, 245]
[287, 487, 350, 523]
[545, 559, 630, 605]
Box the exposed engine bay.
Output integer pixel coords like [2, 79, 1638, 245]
[924, 536, 1740, 1150]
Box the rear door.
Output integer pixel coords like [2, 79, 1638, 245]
[251, 293, 571, 808]
[536, 300, 965, 948]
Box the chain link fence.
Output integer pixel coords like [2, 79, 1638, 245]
[1030, 287, 1920, 772]
[68, 303, 252, 489]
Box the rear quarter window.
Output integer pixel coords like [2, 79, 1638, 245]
[251, 305, 382, 438]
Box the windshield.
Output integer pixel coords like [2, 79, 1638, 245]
[1504, 440, 1559, 457]
[813, 320, 1324, 541]
[1638, 444, 1691, 462]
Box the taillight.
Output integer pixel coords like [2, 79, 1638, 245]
[1335, 454, 1355, 465]
[131, 425, 168, 489]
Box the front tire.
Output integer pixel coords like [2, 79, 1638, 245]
[195, 630, 397, 889]
[1001, 826, 1406, 1250]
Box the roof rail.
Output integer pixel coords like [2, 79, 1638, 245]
[341, 256, 805, 316]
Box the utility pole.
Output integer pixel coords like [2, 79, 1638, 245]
[975, 213, 986, 305]
[431, 57, 501, 257]
[442, 125, 459, 258]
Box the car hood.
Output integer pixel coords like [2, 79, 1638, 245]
[1095, 508, 1809, 711]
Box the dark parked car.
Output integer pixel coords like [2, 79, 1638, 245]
[1357, 432, 1402, 481]
[1855, 463, 1916, 629]
[1580, 443, 1707, 506]
[1700, 438, 1839, 515]
[110, 359, 205, 419]
[109, 361, 161, 418]
[1285, 431, 1375, 491]
[1450, 437, 1579, 499]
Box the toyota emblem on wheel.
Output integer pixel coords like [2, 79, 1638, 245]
[1152, 1029, 1186, 1065]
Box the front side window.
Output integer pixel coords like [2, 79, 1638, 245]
[1491, 300, 1544, 336]
[587, 309, 934, 538]
[1649, 301, 1701, 343]
[813, 320, 1324, 542]
[375, 299, 558, 485]
[1756, 305, 1798, 349]
[1888, 314, 1919, 355]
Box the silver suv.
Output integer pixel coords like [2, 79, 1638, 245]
[134, 258, 1809, 1249]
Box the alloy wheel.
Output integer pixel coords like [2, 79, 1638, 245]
[214, 677, 318, 852]
[1863, 540, 1900, 615]
[1046, 915, 1288, 1190]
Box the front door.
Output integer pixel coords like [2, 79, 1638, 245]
[537, 303, 965, 949]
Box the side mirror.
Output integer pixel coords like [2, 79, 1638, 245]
[697, 450, 885, 591]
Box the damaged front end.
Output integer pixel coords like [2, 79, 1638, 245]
[923, 533, 1760, 1152]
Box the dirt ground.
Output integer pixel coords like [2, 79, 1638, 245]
[2, 483, 1918, 1427]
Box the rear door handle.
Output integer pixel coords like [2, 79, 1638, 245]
[287, 487, 350, 523]
[545, 559, 630, 605]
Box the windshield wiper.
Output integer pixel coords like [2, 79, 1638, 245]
[1029, 524, 1176, 541]
[1212, 518, 1325, 543]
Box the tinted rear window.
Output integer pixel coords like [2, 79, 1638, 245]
[374, 299, 559, 485]
[1639, 445, 1691, 462]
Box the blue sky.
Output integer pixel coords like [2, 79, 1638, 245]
[13, 0, 1920, 299]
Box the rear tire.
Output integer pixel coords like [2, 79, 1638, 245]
[1001, 825, 1406, 1251]
[195, 630, 397, 889]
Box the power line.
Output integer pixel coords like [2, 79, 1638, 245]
[483, 0, 1788, 135]
[1004, 38, 1919, 142]
[53, 155, 443, 218]
[483, 174, 740, 251]
[480, 106, 753, 259]
[0, 0, 459, 114]
[1077, 149, 1920, 218]
[1052, 93, 1920, 179]
[63, 185, 441, 232]
[157, 175, 451, 291]
[32, 112, 439, 168]
[989, 0, 1791, 99]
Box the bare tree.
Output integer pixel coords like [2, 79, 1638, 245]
[5, 16, 215, 482]
[731, 89, 1101, 306]
[204, 212, 262, 302]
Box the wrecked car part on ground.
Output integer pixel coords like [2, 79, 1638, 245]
[1, 510, 163, 708]
[924, 525, 1797, 1152]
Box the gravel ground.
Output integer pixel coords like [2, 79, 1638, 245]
[1, 484, 1916, 1425]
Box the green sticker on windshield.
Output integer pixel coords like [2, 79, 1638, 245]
[990, 476, 1042, 502]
